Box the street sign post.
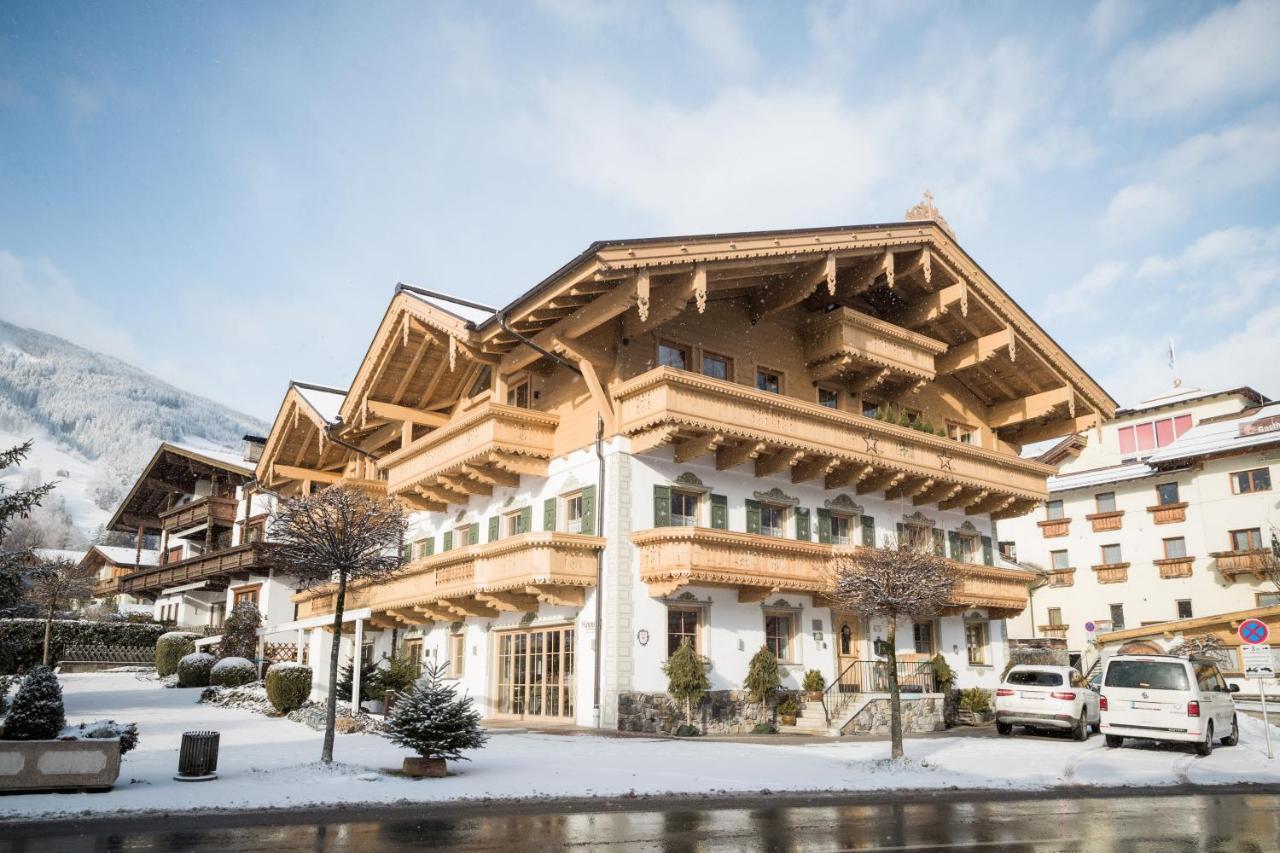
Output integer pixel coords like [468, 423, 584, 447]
[1239, 618, 1270, 645]
[1238, 623, 1275, 759]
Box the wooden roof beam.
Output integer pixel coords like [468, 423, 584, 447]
[396, 493, 445, 513]
[747, 254, 836, 324]
[716, 440, 767, 471]
[914, 482, 962, 507]
[826, 464, 874, 490]
[791, 454, 840, 485]
[935, 328, 1013, 375]
[438, 473, 491, 498]
[623, 271, 698, 337]
[988, 386, 1073, 430]
[390, 334, 435, 405]
[940, 488, 988, 511]
[898, 281, 967, 329]
[366, 399, 450, 428]
[755, 449, 805, 479]
[1006, 413, 1101, 446]
[673, 432, 724, 464]
[272, 464, 341, 484]
[857, 469, 905, 496]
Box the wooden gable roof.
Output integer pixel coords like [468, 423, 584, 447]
[107, 443, 253, 534]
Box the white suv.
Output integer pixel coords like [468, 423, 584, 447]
[995, 665, 1100, 740]
[1099, 654, 1239, 756]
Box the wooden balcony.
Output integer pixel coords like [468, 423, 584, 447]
[802, 307, 947, 385]
[378, 401, 559, 509]
[91, 577, 121, 598]
[1211, 548, 1277, 581]
[1086, 511, 1124, 533]
[630, 527, 1035, 614]
[294, 532, 605, 624]
[1091, 562, 1130, 584]
[1155, 556, 1194, 579]
[613, 367, 1053, 518]
[1038, 518, 1070, 538]
[158, 495, 238, 534]
[1038, 625, 1069, 640]
[120, 543, 264, 596]
[1147, 502, 1187, 525]
[1046, 568, 1075, 588]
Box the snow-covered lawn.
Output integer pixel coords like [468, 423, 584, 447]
[5, 672, 1280, 821]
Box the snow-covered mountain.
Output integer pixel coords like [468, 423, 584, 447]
[0, 319, 268, 538]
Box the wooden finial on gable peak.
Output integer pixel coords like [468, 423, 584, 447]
[904, 189, 954, 238]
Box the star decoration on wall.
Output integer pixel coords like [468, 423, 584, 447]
[863, 434, 880, 455]
[937, 452, 954, 471]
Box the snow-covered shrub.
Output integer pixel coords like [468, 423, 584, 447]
[958, 688, 992, 713]
[210, 656, 257, 688]
[0, 674, 12, 715]
[77, 719, 140, 754]
[384, 662, 487, 761]
[177, 652, 215, 688]
[219, 601, 261, 660]
[1, 665, 65, 740]
[155, 632, 199, 677]
[266, 662, 312, 712]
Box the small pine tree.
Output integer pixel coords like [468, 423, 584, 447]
[662, 639, 710, 730]
[219, 600, 262, 660]
[337, 656, 383, 704]
[744, 646, 781, 719]
[2, 665, 65, 740]
[385, 662, 488, 762]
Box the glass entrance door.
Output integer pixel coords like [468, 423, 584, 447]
[495, 625, 575, 720]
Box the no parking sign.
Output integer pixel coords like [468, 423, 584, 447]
[1239, 618, 1270, 645]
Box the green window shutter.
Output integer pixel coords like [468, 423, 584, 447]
[443, 530, 453, 552]
[710, 494, 728, 530]
[400, 542, 412, 562]
[895, 522, 905, 549]
[745, 499, 762, 535]
[981, 535, 994, 566]
[543, 497, 557, 532]
[948, 531, 961, 560]
[653, 485, 672, 528]
[816, 508, 832, 544]
[795, 507, 811, 541]
[468, 524, 479, 546]
[424, 536, 435, 556]
[932, 528, 945, 557]
[861, 515, 876, 547]
[580, 484, 597, 535]
[488, 516, 500, 543]
[519, 506, 533, 534]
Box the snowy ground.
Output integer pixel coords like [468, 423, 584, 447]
[5, 673, 1280, 822]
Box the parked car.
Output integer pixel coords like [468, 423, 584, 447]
[995, 665, 1099, 740]
[1098, 654, 1239, 756]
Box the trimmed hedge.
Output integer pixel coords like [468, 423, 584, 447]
[266, 663, 312, 713]
[155, 632, 199, 677]
[177, 652, 215, 688]
[210, 657, 257, 688]
[0, 619, 167, 674]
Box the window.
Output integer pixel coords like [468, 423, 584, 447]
[830, 513, 853, 545]
[667, 607, 700, 657]
[1095, 492, 1117, 513]
[1050, 550, 1070, 570]
[964, 623, 987, 665]
[701, 352, 731, 381]
[1105, 660, 1189, 690]
[760, 503, 787, 538]
[658, 342, 689, 370]
[1163, 537, 1187, 559]
[210, 602, 225, 629]
[1101, 543, 1123, 565]
[671, 490, 699, 527]
[506, 377, 530, 408]
[817, 387, 840, 409]
[1109, 603, 1125, 631]
[449, 633, 465, 679]
[1230, 528, 1264, 551]
[764, 612, 796, 662]
[947, 422, 977, 444]
[861, 399, 880, 419]
[1045, 500, 1065, 520]
[953, 534, 978, 564]
[912, 621, 934, 655]
[234, 585, 260, 609]
[1231, 467, 1272, 494]
[756, 367, 781, 394]
[901, 524, 932, 552]
[1176, 600, 1193, 620]
[243, 518, 266, 544]
[1194, 662, 1226, 693]
[1257, 592, 1280, 608]
[1047, 607, 1063, 626]
[564, 493, 584, 533]
[504, 509, 530, 537]
[1156, 482, 1180, 506]
[454, 523, 478, 547]
[402, 639, 423, 679]
[1117, 414, 1193, 456]
[998, 541, 1017, 561]
[1008, 670, 1063, 687]
[165, 545, 184, 565]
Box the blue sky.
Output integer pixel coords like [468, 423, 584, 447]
[2, 0, 1278, 421]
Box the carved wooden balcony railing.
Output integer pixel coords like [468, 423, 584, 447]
[1038, 518, 1070, 538]
[802, 307, 947, 385]
[613, 367, 1053, 518]
[1091, 562, 1130, 584]
[1155, 556, 1194, 579]
[1086, 511, 1124, 533]
[1046, 568, 1075, 587]
[1038, 624, 1069, 640]
[378, 401, 559, 510]
[120, 543, 264, 595]
[294, 532, 605, 624]
[1211, 548, 1277, 581]
[91, 577, 121, 598]
[158, 495, 238, 534]
[1147, 502, 1187, 525]
[630, 527, 1035, 614]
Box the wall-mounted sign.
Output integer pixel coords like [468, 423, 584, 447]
[637, 629, 650, 646]
[1241, 416, 1280, 437]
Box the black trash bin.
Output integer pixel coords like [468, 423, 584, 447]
[175, 731, 220, 781]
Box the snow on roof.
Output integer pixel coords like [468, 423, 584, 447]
[292, 382, 346, 424]
[402, 289, 495, 327]
[168, 440, 253, 474]
[1049, 461, 1157, 493]
[1146, 400, 1280, 464]
[1116, 384, 1265, 416]
[33, 547, 88, 564]
[91, 545, 159, 566]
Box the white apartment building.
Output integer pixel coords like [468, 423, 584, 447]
[1004, 386, 1280, 669]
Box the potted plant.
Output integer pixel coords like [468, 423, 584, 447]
[662, 639, 710, 736]
[956, 688, 994, 726]
[802, 669, 825, 701]
[744, 647, 781, 734]
[777, 693, 800, 726]
[384, 662, 487, 777]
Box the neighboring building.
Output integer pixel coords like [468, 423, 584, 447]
[260, 218, 1114, 728]
[83, 545, 157, 608]
[1004, 386, 1279, 669]
[101, 440, 295, 630]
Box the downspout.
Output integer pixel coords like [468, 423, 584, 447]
[395, 282, 610, 728]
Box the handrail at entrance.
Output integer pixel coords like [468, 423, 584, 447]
[820, 659, 936, 724]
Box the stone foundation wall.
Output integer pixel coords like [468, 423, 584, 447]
[842, 695, 945, 735]
[617, 690, 771, 735]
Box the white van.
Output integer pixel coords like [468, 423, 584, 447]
[1099, 654, 1239, 756]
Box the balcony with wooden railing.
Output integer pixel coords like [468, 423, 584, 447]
[159, 495, 239, 534]
[92, 577, 122, 598]
[1211, 548, 1277, 581]
[1091, 562, 1130, 584]
[294, 532, 605, 625]
[120, 543, 265, 596]
[1046, 567, 1075, 587]
[1147, 502, 1187, 525]
[1155, 556, 1194, 579]
[613, 367, 1053, 519]
[1037, 518, 1070, 538]
[1038, 624, 1069, 640]
[802, 307, 947, 385]
[630, 527, 1035, 614]
[1086, 511, 1124, 533]
[377, 401, 559, 510]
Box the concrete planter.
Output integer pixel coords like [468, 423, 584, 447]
[0, 738, 122, 792]
[402, 756, 447, 778]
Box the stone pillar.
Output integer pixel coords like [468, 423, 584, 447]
[601, 444, 634, 727]
[351, 618, 364, 709]
[296, 628, 305, 663]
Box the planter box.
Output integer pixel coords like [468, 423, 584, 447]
[0, 738, 122, 792]
[1037, 519, 1070, 538]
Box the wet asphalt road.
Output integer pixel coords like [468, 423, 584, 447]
[3, 789, 1279, 852]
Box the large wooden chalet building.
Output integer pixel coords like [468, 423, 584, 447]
[250, 212, 1115, 730]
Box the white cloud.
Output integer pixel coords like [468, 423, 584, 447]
[1109, 0, 1280, 119]
[1099, 182, 1187, 236]
[665, 0, 758, 76]
[1086, 0, 1143, 49]
[1135, 224, 1280, 317]
[1052, 260, 1129, 318]
[534, 0, 642, 34]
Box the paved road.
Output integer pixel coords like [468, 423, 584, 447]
[4, 789, 1279, 852]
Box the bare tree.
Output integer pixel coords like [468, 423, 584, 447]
[26, 558, 94, 666]
[1, 441, 56, 610]
[827, 539, 956, 759]
[267, 485, 407, 764]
